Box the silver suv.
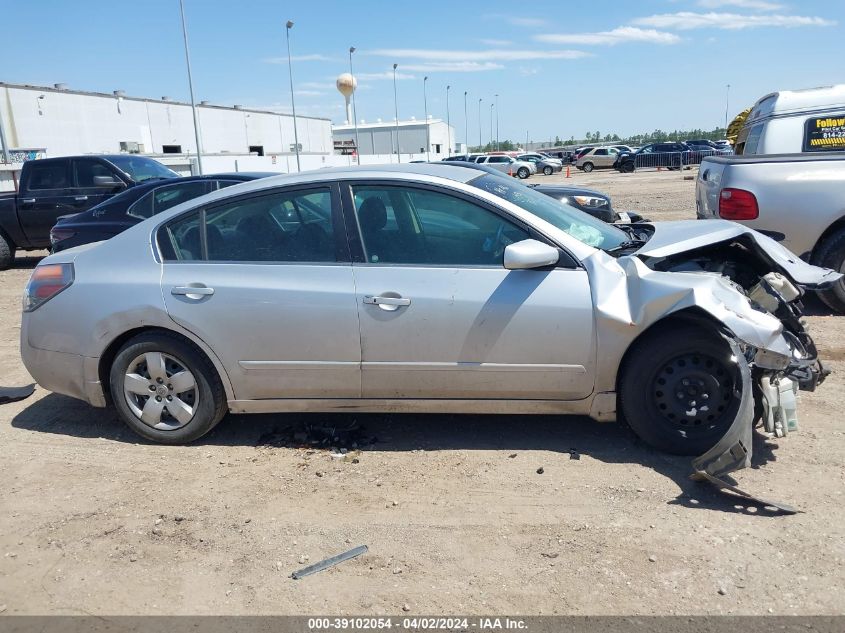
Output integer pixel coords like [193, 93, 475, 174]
[576, 147, 620, 172]
[475, 155, 536, 179]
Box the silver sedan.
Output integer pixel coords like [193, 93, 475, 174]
[20, 165, 838, 478]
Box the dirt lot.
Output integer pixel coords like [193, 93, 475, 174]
[1, 169, 844, 616]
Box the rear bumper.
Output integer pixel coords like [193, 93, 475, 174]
[20, 336, 106, 407]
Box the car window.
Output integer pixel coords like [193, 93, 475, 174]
[160, 188, 335, 263]
[744, 123, 764, 155]
[595, 149, 608, 156]
[214, 179, 244, 190]
[107, 156, 179, 182]
[490, 156, 509, 164]
[26, 161, 70, 191]
[128, 181, 209, 219]
[351, 184, 529, 266]
[74, 159, 115, 188]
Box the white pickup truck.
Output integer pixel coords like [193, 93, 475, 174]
[696, 152, 845, 311]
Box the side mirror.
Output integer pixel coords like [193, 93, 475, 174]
[503, 239, 559, 270]
[93, 174, 124, 189]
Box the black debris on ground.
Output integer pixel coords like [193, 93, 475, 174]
[255, 420, 378, 451]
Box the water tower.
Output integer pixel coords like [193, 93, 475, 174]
[336, 73, 357, 124]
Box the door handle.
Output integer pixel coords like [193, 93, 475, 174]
[74, 195, 88, 202]
[20, 198, 36, 204]
[171, 285, 214, 297]
[363, 295, 411, 310]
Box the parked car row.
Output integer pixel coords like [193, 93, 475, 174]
[442, 152, 566, 179]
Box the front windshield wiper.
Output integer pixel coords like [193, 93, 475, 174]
[605, 239, 647, 254]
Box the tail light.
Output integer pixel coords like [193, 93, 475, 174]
[23, 263, 74, 312]
[50, 227, 76, 247]
[719, 188, 759, 220]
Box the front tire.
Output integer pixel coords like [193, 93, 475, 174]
[619, 324, 742, 455]
[813, 228, 845, 313]
[109, 332, 226, 444]
[543, 166, 553, 176]
[0, 233, 15, 270]
[517, 167, 530, 179]
[582, 162, 594, 173]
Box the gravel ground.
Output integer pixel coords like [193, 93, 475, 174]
[1, 169, 844, 616]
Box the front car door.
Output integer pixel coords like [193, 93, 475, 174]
[344, 181, 596, 400]
[158, 183, 361, 401]
[72, 158, 126, 213]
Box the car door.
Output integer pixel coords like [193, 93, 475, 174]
[18, 159, 75, 246]
[159, 183, 361, 400]
[72, 158, 126, 213]
[344, 181, 596, 400]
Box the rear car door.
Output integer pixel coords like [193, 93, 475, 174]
[159, 183, 361, 400]
[18, 159, 76, 247]
[344, 181, 596, 400]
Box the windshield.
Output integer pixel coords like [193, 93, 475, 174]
[469, 173, 629, 250]
[106, 156, 179, 182]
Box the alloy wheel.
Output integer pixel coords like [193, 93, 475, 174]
[123, 352, 198, 430]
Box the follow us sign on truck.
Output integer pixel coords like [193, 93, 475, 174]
[804, 114, 845, 151]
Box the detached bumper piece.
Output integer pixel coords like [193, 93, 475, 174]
[689, 336, 800, 515]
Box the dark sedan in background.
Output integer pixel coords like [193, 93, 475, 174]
[50, 172, 277, 252]
[529, 184, 643, 223]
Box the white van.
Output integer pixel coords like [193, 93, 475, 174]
[736, 84, 845, 155]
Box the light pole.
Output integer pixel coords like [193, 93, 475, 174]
[446, 85, 451, 155]
[423, 76, 430, 161]
[478, 98, 482, 150]
[179, 0, 204, 174]
[393, 63, 400, 163]
[349, 46, 360, 165]
[285, 20, 301, 171]
[489, 102, 494, 151]
[463, 91, 468, 154]
[495, 93, 499, 150]
[724, 83, 731, 131]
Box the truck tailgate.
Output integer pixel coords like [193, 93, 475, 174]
[696, 158, 725, 219]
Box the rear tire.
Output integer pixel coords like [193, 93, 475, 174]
[813, 228, 845, 313]
[543, 166, 553, 176]
[109, 332, 226, 444]
[619, 324, 742, 455]
[621, 162, 635, 173]
[0, 233, 15, 270]
[517, 167, 530, 179]
[582, 162, 594, 173]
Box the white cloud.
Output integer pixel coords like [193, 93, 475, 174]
[633, 12, 836, 30]
[354, 71, 416, 81]
[697, 0, 785, 10]
[535, 26, 680, 45]
[480, 38, 513, 46]
[366, 48, 589, 61]
[401, 62, 504, 73]
[519, 67, 539, 76]
[263, 54, 339, 63]
[484, 14, 547, 28]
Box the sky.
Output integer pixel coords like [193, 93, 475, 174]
[3, 0, 843, 145]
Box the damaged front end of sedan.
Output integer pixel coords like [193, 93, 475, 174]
[586, 220, 840, 508]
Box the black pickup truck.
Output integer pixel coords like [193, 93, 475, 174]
[0, 155, 178, 268]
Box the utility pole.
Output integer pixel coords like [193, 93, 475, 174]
[495, 93, 499, 150]
[393, 63, 400, 162]
[285, 20, 301, 171]
[179, 0, 204, 174]
[446, 85, 451, 155]
[423, 76, 430, 161]
[463, 91, 468, 153]
[724, 83, 731, 130]
[478, 98, 482, 150]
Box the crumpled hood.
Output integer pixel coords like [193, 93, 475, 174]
[634, 219, 842, 288]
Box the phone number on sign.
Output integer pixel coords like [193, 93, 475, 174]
[307, 617, 475, 630]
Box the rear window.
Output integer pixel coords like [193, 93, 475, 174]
[743, 123, 764, 155]
[26, 161, 69, 190]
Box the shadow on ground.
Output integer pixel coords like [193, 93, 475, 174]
[13, 392, 789, 516]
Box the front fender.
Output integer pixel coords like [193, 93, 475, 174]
[585, 251, 791, 394]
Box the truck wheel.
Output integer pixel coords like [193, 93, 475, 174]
[517, 167, 530, 179]
[619, 324, 743, 455]
[110, 331, 227, 444]
[582, 162, 594, 173]
[0, 233, 15, 270]
[621, 162, 635, 173]
[813, 228, 845, 313]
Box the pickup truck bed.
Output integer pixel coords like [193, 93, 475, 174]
[696, 151, 845, 311]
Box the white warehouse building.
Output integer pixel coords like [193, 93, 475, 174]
[332, 118, 459, 159]
[0, 82, 332, 160]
